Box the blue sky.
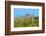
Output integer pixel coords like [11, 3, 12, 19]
[14, 8, 39, 17]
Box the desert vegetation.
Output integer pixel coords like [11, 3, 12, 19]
[14, 14, 39, 27]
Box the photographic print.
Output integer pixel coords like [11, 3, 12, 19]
[5, 1, 45, 35]
[14, 7, 39, 27]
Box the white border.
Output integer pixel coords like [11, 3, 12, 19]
[11, 5, 42, 31]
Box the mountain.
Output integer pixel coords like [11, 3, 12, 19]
[24, 14, 33, 19]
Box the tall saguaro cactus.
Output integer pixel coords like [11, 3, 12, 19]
[32, 11, 34, 25]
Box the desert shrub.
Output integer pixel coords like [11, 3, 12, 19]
[14, 17, 39, 27]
